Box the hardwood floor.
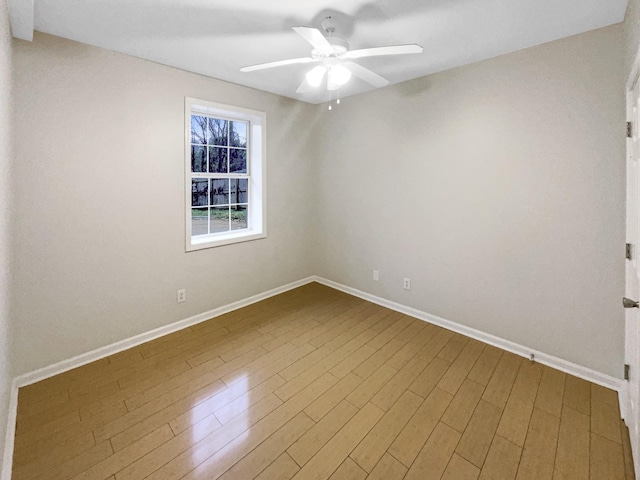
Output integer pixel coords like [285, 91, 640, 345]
[11, 282, 635, 479]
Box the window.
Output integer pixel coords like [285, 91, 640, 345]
[185, 98, 266, 251]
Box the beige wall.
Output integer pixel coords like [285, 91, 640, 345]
[11, 33, 320, 375]
[0, 0, 12, 474]
[9, 21, 626, 381]
[314, 25, 625, 377]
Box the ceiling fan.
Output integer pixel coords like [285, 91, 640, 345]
[240, 16, 423, 93]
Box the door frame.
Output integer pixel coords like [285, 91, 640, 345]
[624, 44, 640, 477]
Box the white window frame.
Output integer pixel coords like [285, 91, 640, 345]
[185, 97, 266, 251]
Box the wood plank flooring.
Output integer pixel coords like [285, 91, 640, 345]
[11, 282, 635, 479]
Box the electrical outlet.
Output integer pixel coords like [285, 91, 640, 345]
[373, 270, 379, 281]
[177, 289, 186, 303]
[403, 278, 411, 290]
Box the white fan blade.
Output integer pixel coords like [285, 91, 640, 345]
[344, 61, 389, 88]
[292, 26, 332, 51]
[241, 57, 315, 72]
[345, 44, 423, 59]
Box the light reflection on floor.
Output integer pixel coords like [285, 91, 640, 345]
[189, 376, 250, 468]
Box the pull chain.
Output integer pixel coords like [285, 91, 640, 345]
[328, 90, 341, 111]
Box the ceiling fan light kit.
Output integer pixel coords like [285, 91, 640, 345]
[240, 16, 423, 98]
[327, 64, 352, 90]
[306, 65, 326, 87]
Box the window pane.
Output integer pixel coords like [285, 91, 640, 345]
[191, 179, 208, 206]
[230, 205, 248, 231]
[230, 121, 247, 148]
[191, 146, 206, 172]
[230, 178, 248, 204]
[208, 147, 227, 173]
[191, 208, 208, 236]
[191, 116, 207, 144]
[229, 148, 247, 173]
[208, 118, 228, 146]
[211, 206, 230, 233]
[210, 179, 229, 205]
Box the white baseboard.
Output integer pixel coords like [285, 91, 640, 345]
[1, 276, 316, 480]
[312, 276, 624, 395]
[13, 277, 316, 389]
[1, 275, 626, 479]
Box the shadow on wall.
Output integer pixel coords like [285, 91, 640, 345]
[392, 77, 433, 98]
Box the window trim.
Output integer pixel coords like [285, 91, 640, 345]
[185, 97, 267, 252]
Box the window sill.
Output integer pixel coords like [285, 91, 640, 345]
[186, 229, 266, 252]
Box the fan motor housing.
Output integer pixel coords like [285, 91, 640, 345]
[311, 37, 349, 58]
[328, 37, 349, 53]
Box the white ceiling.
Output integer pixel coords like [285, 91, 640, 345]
[9, 0, 629, 104]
